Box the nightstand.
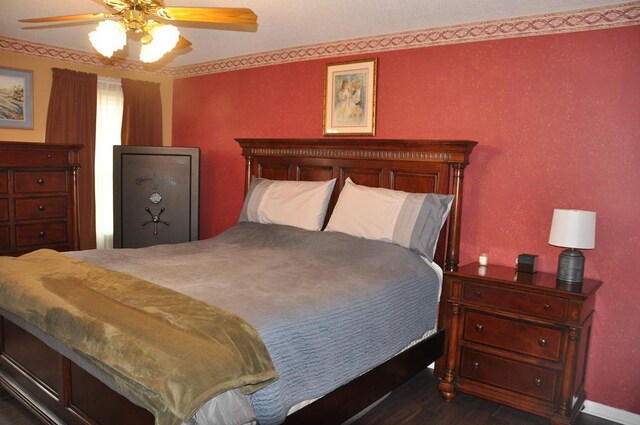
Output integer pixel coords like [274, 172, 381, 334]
[435, 263, 601, 425]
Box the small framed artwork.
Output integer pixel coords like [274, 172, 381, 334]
[0, 67, 34, 129]
[323, 58, 377, 136]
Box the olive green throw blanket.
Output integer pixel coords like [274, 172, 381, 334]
[0, 249, 278, 425]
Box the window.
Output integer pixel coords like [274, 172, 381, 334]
[95, 77, 123, 249]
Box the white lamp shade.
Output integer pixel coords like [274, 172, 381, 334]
[89, 20, 126, 58]
[548, 209, 596, 249]
[140, 24, 180, 63]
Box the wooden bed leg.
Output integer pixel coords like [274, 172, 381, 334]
[438, 304, 461, 401]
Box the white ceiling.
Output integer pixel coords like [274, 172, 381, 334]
[0, 0, 628, 67]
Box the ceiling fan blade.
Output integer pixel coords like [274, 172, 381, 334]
[159, 7, 257, 25]
[20, 13, 106, 23]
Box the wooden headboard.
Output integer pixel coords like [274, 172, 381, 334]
[236, 138, 477, 271]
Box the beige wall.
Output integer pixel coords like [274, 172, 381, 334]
[0, 51, 173, 144]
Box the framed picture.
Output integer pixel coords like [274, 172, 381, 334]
[0, 67, 33, 129]
[323, 58, 377, 136]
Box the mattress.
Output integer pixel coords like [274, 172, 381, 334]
[24, 222, 442, 424]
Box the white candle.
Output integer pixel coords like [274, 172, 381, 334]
[479, 253, 488, 266]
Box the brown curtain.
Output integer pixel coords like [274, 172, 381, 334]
[45, 68, 97, 250]
[121, 78, 163, 146]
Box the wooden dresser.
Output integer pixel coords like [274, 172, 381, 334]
[0, 142, 81, 256]
[436, 263, 601, 425]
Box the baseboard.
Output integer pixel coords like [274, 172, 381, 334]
[583, 400, 640, 425]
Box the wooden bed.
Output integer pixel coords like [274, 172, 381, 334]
[0, 138, 476, 425]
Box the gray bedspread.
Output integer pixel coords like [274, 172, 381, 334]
[69, 223, 441, 425]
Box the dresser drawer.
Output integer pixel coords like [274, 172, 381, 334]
[0, 147, 73, 167]
[0, 226, 9, 249]
[0, 171, 7, 193]
[0, 199, 8, 222]
[14, 172, 66, 193]
[460, 348, 558, 401]
[14, 197, 67, 220]
[15, 222, 67, 247]
[462, 281, 567, 321]
[464, 311, 562, 361]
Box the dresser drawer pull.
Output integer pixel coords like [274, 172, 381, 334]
[474, 324, 484, 333]
[47, 154, 52, 159]
[538, 338, 548, 347]
[543, 303, 551, 310]
[474, 289, 482, 297]
[535, 378, 543, 387]
[37, 178, 45, 185]
[37, 205, 46, 211]
[38, 231, 47, 238]
[472, 362, 480, 370]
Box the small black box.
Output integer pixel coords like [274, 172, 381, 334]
[517, 254, 538, 273]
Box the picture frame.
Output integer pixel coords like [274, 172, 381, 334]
[323, 58, 377, 136]
[0, 67, 33, 130]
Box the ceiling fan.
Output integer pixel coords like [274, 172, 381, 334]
[20, 0, 258, 63]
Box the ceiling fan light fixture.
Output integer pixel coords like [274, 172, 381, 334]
[89, 20, 127, 58]
[139, 23, 180, 63]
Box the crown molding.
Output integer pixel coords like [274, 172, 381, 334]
[1, 2, 638, 79]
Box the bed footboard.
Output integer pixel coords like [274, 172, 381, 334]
[0, 315, 154, 425]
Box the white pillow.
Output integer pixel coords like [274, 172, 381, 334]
[325, 178, 453, 261]
[239, 178, 336, 231]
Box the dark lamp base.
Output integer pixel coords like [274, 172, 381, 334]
[557, 248, 585, 284]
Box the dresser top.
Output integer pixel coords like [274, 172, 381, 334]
[451, 262, 602, 297]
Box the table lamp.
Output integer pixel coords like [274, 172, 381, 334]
[548, 209, 596, 284]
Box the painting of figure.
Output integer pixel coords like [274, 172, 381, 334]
[324, 59, 377, 136]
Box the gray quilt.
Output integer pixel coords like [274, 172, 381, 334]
[69, 223, 441, 425]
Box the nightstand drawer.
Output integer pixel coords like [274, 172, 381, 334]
[462, 281, 567, 321]
[15, 222, 67, 247]
[14, 197, 67, 220]
[14, 172, 66, 193]
[464, 311, 562, 361]
[460, 348, 558, 401]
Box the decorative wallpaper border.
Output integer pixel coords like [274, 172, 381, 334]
[2, 2, 639, 79]
[171, 1, 640, 78]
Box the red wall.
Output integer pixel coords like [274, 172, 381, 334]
[173, 26, 640, 414]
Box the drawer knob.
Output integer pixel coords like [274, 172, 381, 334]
[543, 303, 551, 310]
[37, 178, 45, 185]
[474, 324, 484, 333]
[538, 338, 548, 347]
[38, 231, 47, 238]
[37, 205, 46, 211]
[535, 378, 543, 387]
[474, 289, 482, 297]
[47, 154, 52, 159]
[472, 362, 480, 370]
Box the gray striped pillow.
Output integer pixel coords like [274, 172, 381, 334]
[239, 177, 336, 231]
[325, 178, 453, 261]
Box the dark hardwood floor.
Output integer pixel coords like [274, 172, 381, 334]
[0, 370, 621, 425]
